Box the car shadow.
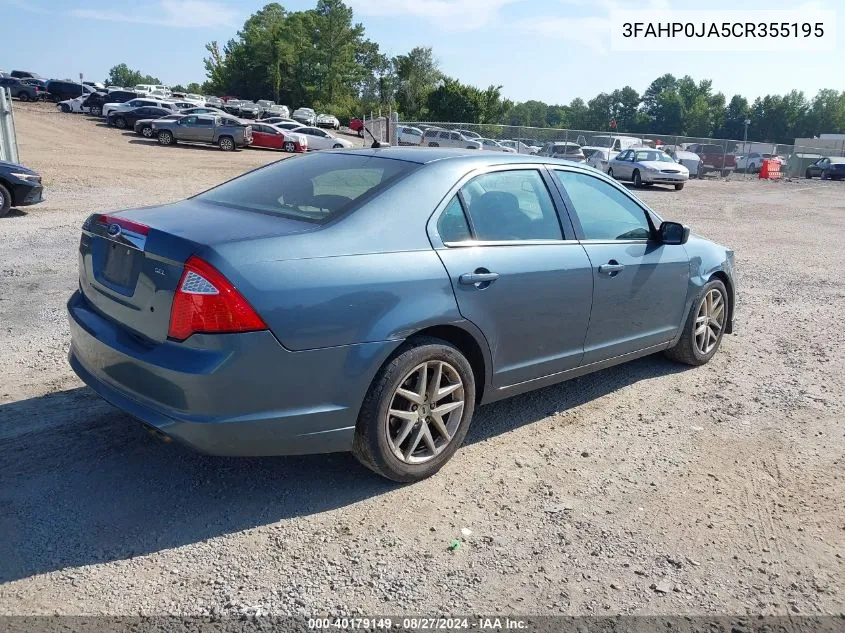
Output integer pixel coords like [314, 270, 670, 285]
[0, 354, 687, 583]
[2, 208, 29, 218]
[126, 139, 240, 152]
[621, 183, 682, 193]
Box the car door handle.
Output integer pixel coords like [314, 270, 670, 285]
[459, 272, 500, 285]
[598, 262, 625, 275]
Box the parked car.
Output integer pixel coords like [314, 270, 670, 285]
[57, 95, 89, 113]
[397, 126, 424, 146]
[608, 148, 689, 190]
[478, 138, 516, 153]
[45, 80, 91, 102]
[736, 152, 782, 173]
[205, 96, 224, 108]
[83, 81, 106, 91]
[805, 156, 845, 180]
[84, 90, 137, 116]
[179, 106, 225, 116]
[0, 160, 43, 217]
[10, 70, 41, 79]
[422, 129, 483, 150]
[583, 148, 611, 171]
[499, 140, 535, 154]
[103, 98, 174, 119]
[249, 123, 308, 153]
[687, 143, 736, 177]
[292, 107, 317, 126]
[258, 117, 298, 126]
[134, 84, 169, 96]
[169, 101, 199, 111]
[668, 150, 703, 178]
[584, 134, 642, 153]
[270, 121, 305, 131]
[538, 142, 586, 162]
[256, 99, 275, 113]
[0, 76, 44, 102]
[514, 138, 542, 153]
[67, 149, 736, 481]
[153, 114, 253, 151]
[265, 104, 290, 118]
[454, 129, 481, 140]
[238, 101, 261, 119]
[223, 99, 243, 115]
[316, 114, 340, 130]
[290, 126, 353, 150]
[108, 106, 174, 130]
[19, 77, 48, 91]
[134, 113, 185, 138]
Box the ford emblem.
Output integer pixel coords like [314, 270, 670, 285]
[107, 223, 121, 237]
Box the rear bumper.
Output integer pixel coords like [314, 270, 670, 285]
[67, 290, 398, 456]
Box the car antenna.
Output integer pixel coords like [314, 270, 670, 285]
[361, 121, 387, 148]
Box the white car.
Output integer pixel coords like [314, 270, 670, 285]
[421, 128, 482, 150]
[102, 98, 174, 118]
[736, 152, 783, 173]
[500, 140, 535, 154]
[291, 126, 353, 150]
[57, 95, 88, 114]
[478, 138, 516, 153]
[316, 113, 340, 130]
[669, 150, 703, 178]
[583, 147, 613, 172]
[266, 104, 290, 118]
[607, 148, 689, 190]
[455, 129, 481, 140]
[397, 126, 423, 146]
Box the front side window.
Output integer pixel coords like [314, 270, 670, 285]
[554, 170, 651, 241]
[195, 118, 213, 127]
[458, 170, 562, 241]
[181, 116, 197, 125]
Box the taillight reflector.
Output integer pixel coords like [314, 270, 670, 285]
[168, 256, 267, 341]
[96, 214, 150, 236]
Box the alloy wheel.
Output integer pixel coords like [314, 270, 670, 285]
[695, 289, 725, 355]
[142, 127, 153, 138]
[385, 360, 465, 465]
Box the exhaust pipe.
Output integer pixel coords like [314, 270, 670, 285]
[142, 423, 173, 443]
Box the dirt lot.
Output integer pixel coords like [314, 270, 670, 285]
[0, 101, 842, 617]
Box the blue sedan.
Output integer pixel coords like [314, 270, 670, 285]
[67, 149, 736, 482]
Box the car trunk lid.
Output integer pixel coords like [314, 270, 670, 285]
[78, 199, 318, 343]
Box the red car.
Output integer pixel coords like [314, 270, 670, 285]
[349, 118, 364, 137]
[249, 123, 307, 152]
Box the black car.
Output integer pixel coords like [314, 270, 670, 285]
[45, 80, 91, 102]
[0, 76, 43, 102]
[108, 106, 173, 129]
[0, 160, 43, 217]
[10, 70, 41, 79]
[84, 90, 138, 116]
[805, 156, 845, 180]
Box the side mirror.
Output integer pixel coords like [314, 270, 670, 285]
[659, 221, 690, 245]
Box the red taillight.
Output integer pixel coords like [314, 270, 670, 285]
[96, 214, 150, 236]
[168, 256, 267, 341]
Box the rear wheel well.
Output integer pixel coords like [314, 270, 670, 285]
[709, 271, 734, 333]
[406, 325, 487, 403]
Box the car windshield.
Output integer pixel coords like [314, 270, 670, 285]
[634, 151, 675, 163]
[195, 154, 417, 224]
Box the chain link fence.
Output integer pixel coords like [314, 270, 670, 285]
[397, 121, 845, 180]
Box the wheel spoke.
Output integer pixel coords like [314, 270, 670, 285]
[421, 425, 437, 454]
[427, 362, 442, 402]
[404, 424, 426, 460]
[695, 323, 707, 337]
[396, 387, 423, 405]
[712, 303, 725, 322]
[433, 400, 463, 417]
[392, 418, 415, 447]
[436, 382, 461, 401]
[417, 364, 428, 404]
[389, 408, 417, 422]
[428, 412, 451, 441]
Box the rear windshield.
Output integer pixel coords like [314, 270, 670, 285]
[195, 153, 417, 224]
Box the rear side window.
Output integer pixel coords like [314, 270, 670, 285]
[437, 196, 472, 243]
[195, 118, 213, 126]
[195, 154, 417, 224]
[458, 170, 562, 241]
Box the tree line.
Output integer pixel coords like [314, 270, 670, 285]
[107, 0, 845, 143]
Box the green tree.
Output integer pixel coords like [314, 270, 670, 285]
[394, 46, 441, 119]
[105, 63, 161, 88]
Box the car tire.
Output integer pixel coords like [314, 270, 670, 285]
[429, 142, 439, 147]
[284, 141, 296, 152]
[665, 279, 729, 366]
[90, 105, 102, 116]
[821, 170, 829, 180]
[18, 93, 30, 103]
[0, 183, 11, 218]
[332, 143, 344, 149]
[675, 183, 685, 191]
[721, 169, 730, 178]
[607, 167, 614, 178]
[633, 170, 642, 187]
[805, 169, 812, 179]
[218, 136, 235, 151]
[60, 103, 70, 113]
[353, 336, 476, 483]
[141, 126, 154, 138]
[113, 116, 127, 129]
[157, 130, 174, 146]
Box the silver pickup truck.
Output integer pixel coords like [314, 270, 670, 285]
[152, 114, 252, 151]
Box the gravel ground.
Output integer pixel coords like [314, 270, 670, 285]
[0, 101, 842, 618]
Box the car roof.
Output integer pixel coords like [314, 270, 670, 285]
[322, 147, 604, 169]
